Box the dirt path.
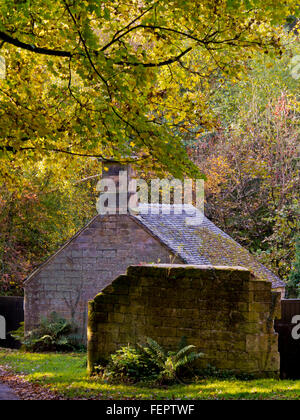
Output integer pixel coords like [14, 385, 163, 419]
[0, 382, 19, 400]
[0, 367, 62, 400]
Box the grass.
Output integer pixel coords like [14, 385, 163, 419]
[1, 349, 300, 400]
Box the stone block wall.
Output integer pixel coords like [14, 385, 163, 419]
[25, 216, 181, 341]
[88, 264, 281, 377]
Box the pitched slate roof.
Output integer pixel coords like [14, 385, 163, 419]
[134, 204, 285, 289]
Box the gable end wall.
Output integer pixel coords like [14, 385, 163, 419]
[24, 215, 182, 341]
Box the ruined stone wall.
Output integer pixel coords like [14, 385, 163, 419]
[88, 264, 281, 377]
[24, 216, 181, 341]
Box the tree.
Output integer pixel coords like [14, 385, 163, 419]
[0, 0, 298, 179]
[288, 239, 300, 297]
[192, 42, 299, 281]
[0, 156, 98, 295]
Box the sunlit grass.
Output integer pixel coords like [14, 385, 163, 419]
[1, 349, 300, 399]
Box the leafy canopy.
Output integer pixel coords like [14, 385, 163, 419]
[193, 40, 299, 282]
[0, 0, 298, 178]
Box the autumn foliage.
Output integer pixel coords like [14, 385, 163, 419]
[191, 51, 299, 283]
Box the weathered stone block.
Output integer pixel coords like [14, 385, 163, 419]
[108, 312, 125, 323]
[271, 292, 281, 320]
[254, 291, 273, 303]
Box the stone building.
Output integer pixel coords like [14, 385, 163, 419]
[24, 164, 285, 341]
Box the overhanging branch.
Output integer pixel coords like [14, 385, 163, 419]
[0, 143, 149, 163]
[114, 47, 192, 67]
[0, 31, 72, 57]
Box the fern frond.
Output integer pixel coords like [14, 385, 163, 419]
[56, 336, 69, 346]
[136, 343, 154, 359]
[145, 338, 167, 366]
[177, 336, 187, 351]
[35, 334, 54, 344]
[174, 345, 196, 362]
[175, 352, 204, 369]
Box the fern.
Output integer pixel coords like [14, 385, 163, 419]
[175, 351, 204, 369]
[174, 345, 197, 363]
[102, 338, 204, 384]
[145, 338, 167, 366]
[177, 335, 188, 351]
[9, 322, 25, 342]
[10, 312, 84, 352]
[139, 338, 204, 384]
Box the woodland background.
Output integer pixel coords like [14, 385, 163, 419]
[0, 1, 299, 297]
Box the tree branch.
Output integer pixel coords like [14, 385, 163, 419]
[0, 143, 149, 163]
[62, 0, 112, 98]
[101, 23, 244, 54]
[114, 47, 192, 67]
[111, 4, 156, 42]
[0, 31, 72, 57]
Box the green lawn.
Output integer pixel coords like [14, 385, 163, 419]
[1, 349, 300, 400]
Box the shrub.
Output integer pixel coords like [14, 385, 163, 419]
[98, 345, 159, 383]
[11, 312, 84, 352]
[99, 338, 204, 384]
[287, 238, 300, 298]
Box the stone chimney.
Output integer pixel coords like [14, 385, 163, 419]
[96, 161, 138, 215]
